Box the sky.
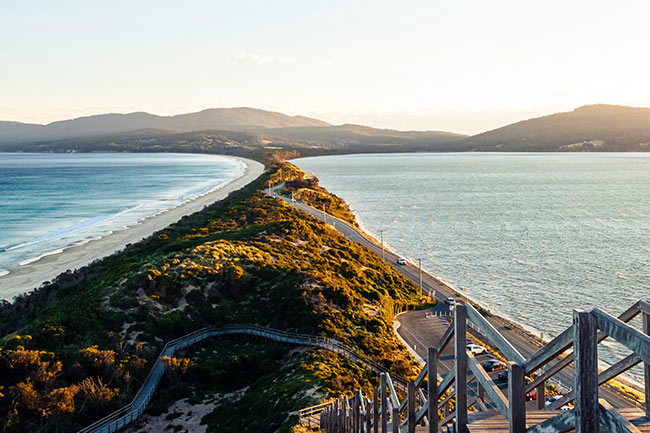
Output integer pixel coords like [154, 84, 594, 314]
[2, 0, 650, 134]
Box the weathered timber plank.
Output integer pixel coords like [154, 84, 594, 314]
[456, 304, 469, 433]
[593, 308, 650, 365]
[467, 353, 509, 417]
[524, 326, 574, 374]
[465, 302, 526, 365]
[526, 302, 642, 394]
[547, 353, 641, 410]
[428, 348, 438, 433]
[508, 362, 526, 433]
[436, 323, 455, 355]
[599, 399, 643, 433]
[574, 309, 599, 433]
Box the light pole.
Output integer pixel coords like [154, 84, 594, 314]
[322, 204, 326, 223]
[379, 230, 385, 261]
[418, 258, 423, 297]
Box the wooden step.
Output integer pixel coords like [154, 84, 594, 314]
[467, 409, 650, 433]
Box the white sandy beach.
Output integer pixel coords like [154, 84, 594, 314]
[0, 157, 265, 301]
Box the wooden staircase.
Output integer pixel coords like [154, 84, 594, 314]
[468, 408, 650, 432]
[313, 299, 650, 433]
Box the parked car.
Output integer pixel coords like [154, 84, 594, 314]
[446, 297, 456, 306]
[466, 344, 487, 355]
[498, 371, 536, 388]
[525, 387, 537, 401]
[397, 258, 407, 265]
[482, 359, 506, 371]
[545, 395, 571, 410]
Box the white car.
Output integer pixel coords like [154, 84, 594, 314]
[466, 344, 487, 355]
[545, 395, 571, 411]
[396, 258, 407, 265]
[446, 297, 456, 306]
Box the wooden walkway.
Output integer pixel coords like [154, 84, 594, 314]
[468, 409, 650, 432]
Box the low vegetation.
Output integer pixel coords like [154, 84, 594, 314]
[0, 162, 421, 432]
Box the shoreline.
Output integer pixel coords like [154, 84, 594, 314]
[0, 156, 265, 302]
[322, 188, 648, 394]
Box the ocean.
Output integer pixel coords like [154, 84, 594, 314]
[0, 153, 245, 277]
[293, 152, 650, 370]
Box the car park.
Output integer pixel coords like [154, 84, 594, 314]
[482, 359, 506, 371]
[466, 344, 487, 355]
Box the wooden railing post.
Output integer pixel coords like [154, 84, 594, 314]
[455, 303, 468, 433]
[374, 387, 379, 433]
[359, 391, 365, 433]
[354, 392, 359, 433]
[508, 362, 526, 433]
[536, 381, 545, 410]
[392, 406, 399, 433]
[367, 396, 372, 433]
[428, 347, 438, 433]
[381, 373, 388, 433]
[345, 396, 351, 433]
[641, 311, 650, 417]
[574, 309, 599, 433]
[408, 382, 416, 433]
[334, 399, 340, 433]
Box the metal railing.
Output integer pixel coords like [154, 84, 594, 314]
[77, 324, 408, 433]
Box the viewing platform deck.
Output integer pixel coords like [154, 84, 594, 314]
[467, 409, 650, 432]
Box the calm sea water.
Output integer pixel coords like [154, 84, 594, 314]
[0, 153, 245, 276]
[294, 153, 650, 368]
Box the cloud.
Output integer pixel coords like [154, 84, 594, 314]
[231, 51, 295, 65]
[321, 60, 333, 67]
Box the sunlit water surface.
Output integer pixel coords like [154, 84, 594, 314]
[0, 153, 245, 277]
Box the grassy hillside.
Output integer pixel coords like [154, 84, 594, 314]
[0, 163, 421, 432]
[463, 104, 650, 152]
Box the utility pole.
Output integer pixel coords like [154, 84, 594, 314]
[418, 258, 423, 298]
[322, 204, 326, 223]
[379, 230, 385, 261]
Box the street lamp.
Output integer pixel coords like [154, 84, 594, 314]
[379, 230, 385, 261]
[418, 258, 423, 297]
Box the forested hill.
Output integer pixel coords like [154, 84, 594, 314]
[462, 104, 650, 152]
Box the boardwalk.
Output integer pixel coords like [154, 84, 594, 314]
[467, 409, 650, 433]
[315, 300, 650, 433]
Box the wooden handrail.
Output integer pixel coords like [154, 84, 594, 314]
[319, 300, 650, 433]
[78, 324, 408, 433]
[465, 302, 526, 365]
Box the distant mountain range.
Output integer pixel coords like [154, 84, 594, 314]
[463, 104, 650, 152]
[0, 107, 329, 144]
[1, 104, 650, 154]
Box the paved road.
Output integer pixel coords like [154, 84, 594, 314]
[270, 189, 633, 408]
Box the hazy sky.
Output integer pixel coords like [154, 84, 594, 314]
[2, 0, 649, 134]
